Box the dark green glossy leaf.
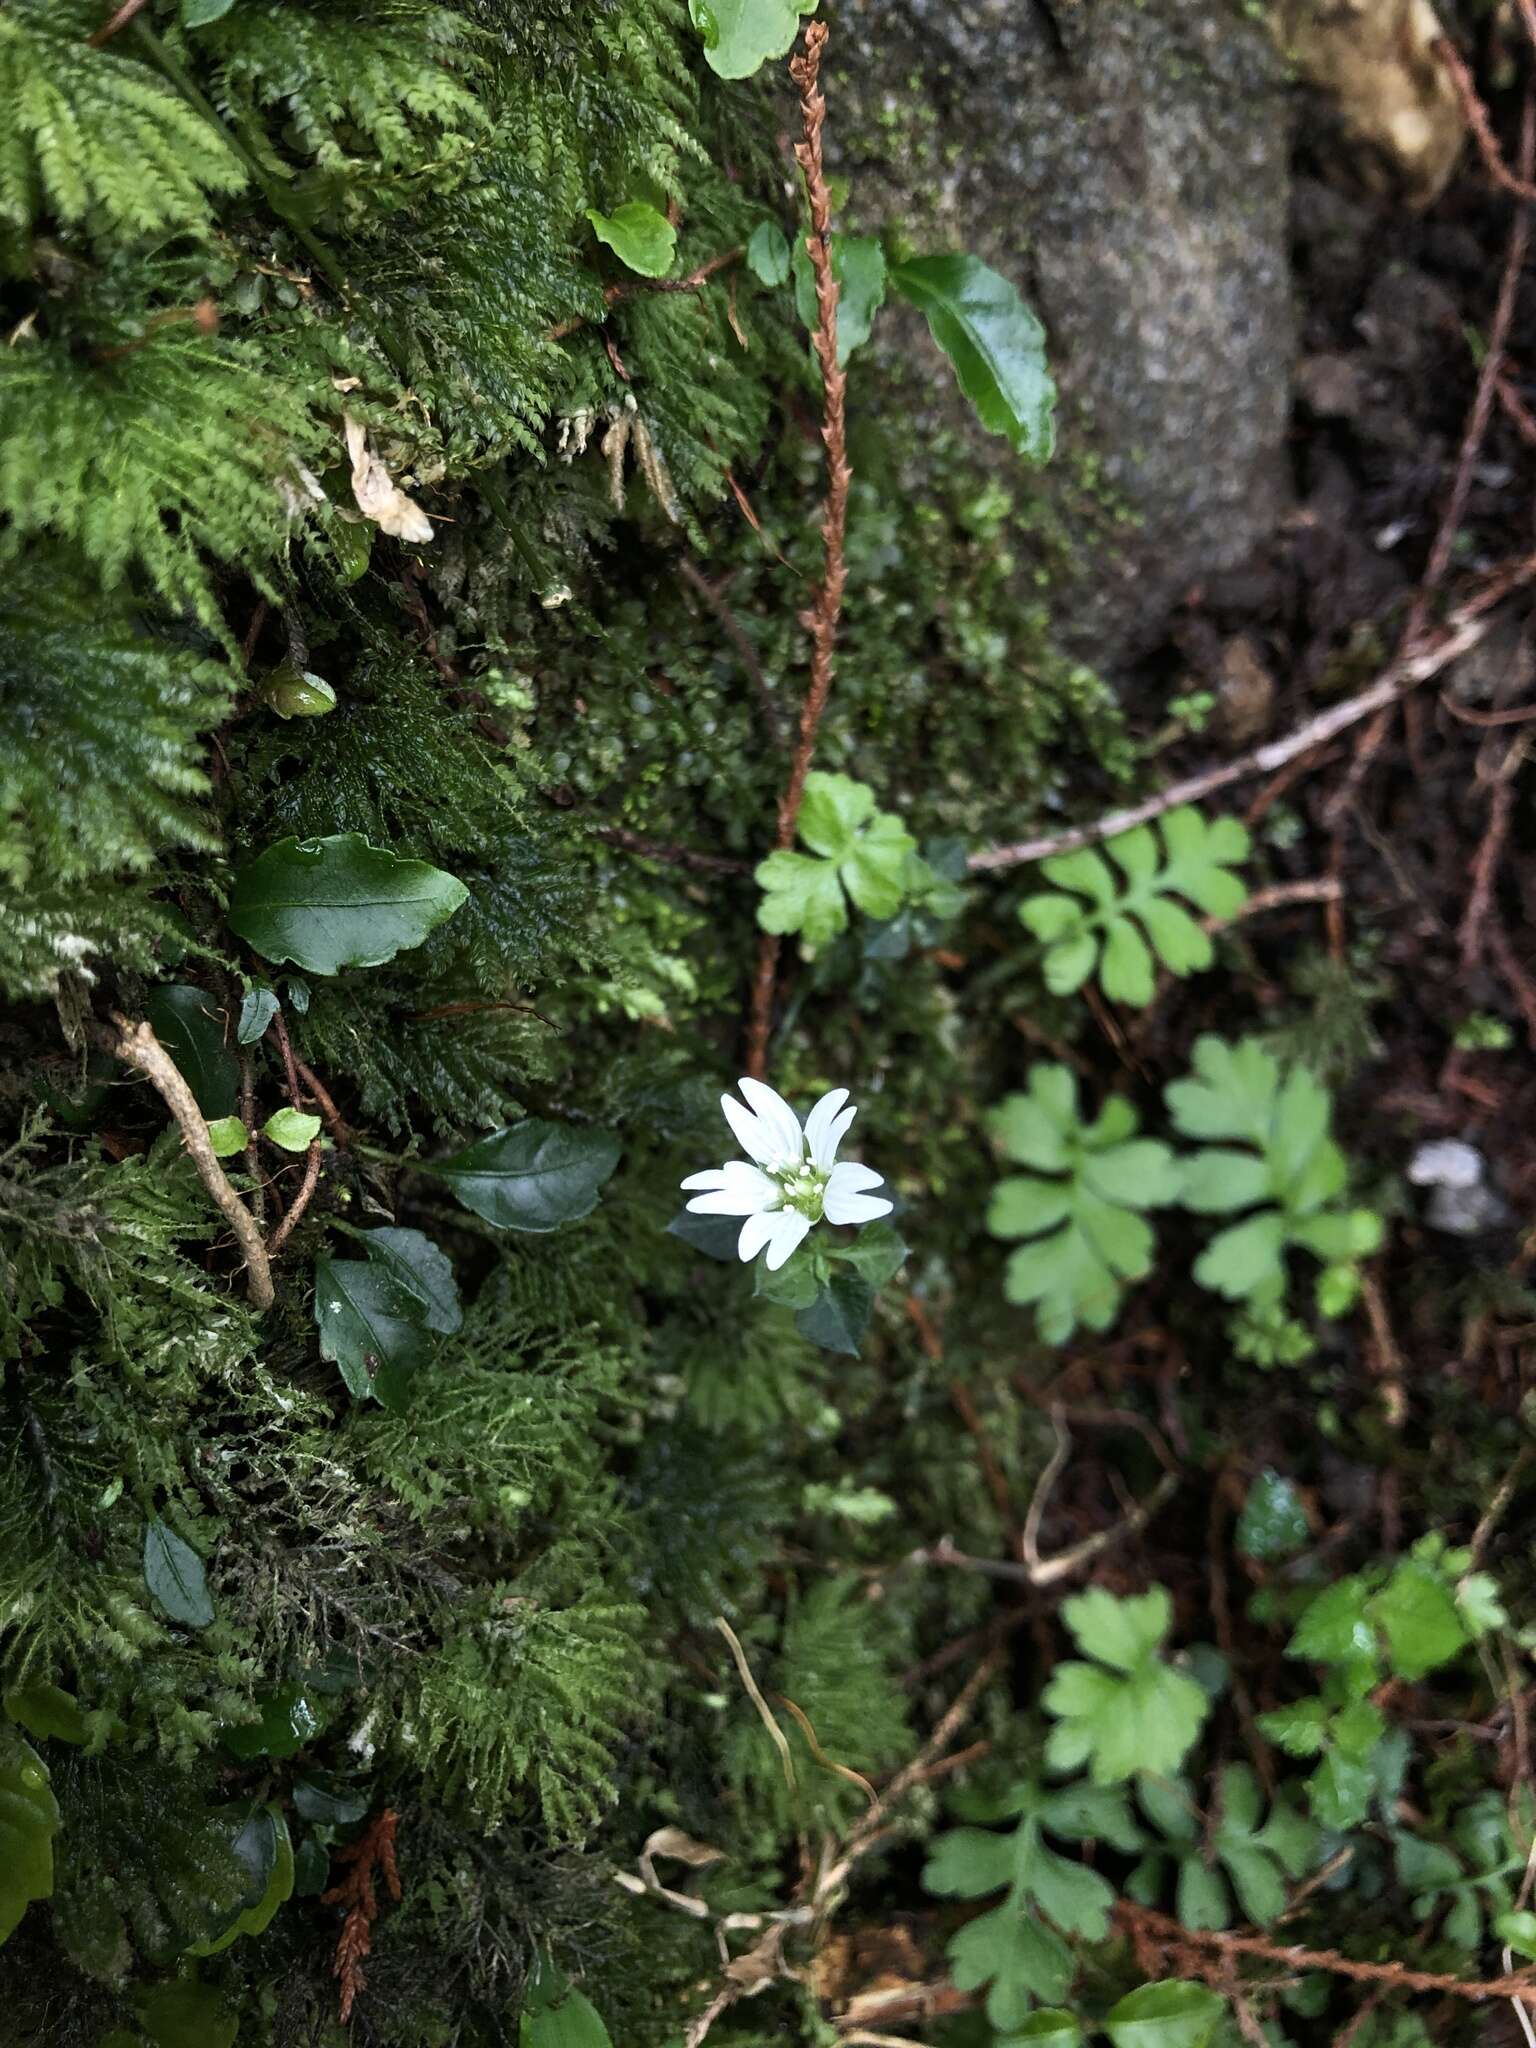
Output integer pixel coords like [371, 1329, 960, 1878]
[666, 1208, 741, 1262]
[313, 1254, 432, 1411]
[228, 832, 469, 975]
[890, 252, 1055, 460]
[1236, 1469, 1309, 1561]
[145, 985, 238, 1118]
[361, 1227, 462, 1334]
[221, 1685, 322, 1761]
[182, 0, 238, 24]
[144, 1517, 215, 1630]
[292, 1775, 369, 1827]
[433, 1119, 620, 1232]
[796, 1268, 876, 1355]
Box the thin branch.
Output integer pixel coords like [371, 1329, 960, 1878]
[969, 587, 1524, 874]
[595, 827, 751, 875]
[1459, 732, 1530, 972]
[547, 248, 743, 341]
[294, 1054, 354, 1147]
[1116, 1899, 1536, 2006]
[106, 1016, 274, 1310]
[86, 0, 150, 47]
[714, 1616, 797, 1793]
[1434, 38, 1536, 201]
[910, 1471, 1179, 1590]
[266, 1142, 322, 1255]
[745, 19, 848, 1078]
[678, 557, 787, 745]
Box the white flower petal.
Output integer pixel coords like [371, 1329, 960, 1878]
[685, 1161, 779, 1216]
[737, 1077, 804, 1165]
[720, 1092, 777, 1164]
[823, 1162, 892, 1226]
[737, 1209, 782, 1263]
[826, 1161, 884, 1193]
[681, 1169, 730, 1191]
[764, 1208, 813, 1270]
[804, 1088, 852, 1168]
[817, 1104, 857, 1169]
[822, 1188, 894, 1226]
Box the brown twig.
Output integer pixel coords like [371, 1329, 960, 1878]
[969, 585, 1525, 874]
[1459, 732, 1530, 972]
[547, 248, 744, 340]
[87, 0, 151, 47]
[323, 1808, 402, 2025]
[1328, 84, 1535, 830]
[1489, 920, 1536, 1048]
[744, 20, 848, 1079]
[266, 1142, 322, 1255]
[910, 1471, 1179, 1589]
[294, 1055, 354, 1148]
[1114, 1900, 1536, 2006]
[1425, 89, 1534, 598]
[678, 558, 787, 745]
[594, 826, 752, 874]
[1434, 39, 1536, 201]
[105, 1016, 275, 1310]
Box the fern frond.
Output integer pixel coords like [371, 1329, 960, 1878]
[0, 1, 245, 246]
[206, 0, 485, 171]
[0, 575, 228, 898]
[0, 334, 323, 624]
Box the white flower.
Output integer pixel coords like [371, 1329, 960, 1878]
[681, 1077, 893, 1271]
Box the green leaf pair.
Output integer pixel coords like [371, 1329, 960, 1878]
[986, 1065, 1180, 1343]
[1019, 808, 1250, 1008]
[314, 1225, 463, 1413]
[206, 1107, 320, 1157]
[1043, 1588, 1211, 1787]
[755, 771, 915, 946]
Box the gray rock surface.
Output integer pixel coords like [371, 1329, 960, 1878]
[838, 0, 1295, 667]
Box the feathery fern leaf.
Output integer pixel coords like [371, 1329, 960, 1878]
[0, 2, 245, 250]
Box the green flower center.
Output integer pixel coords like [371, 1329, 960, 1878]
[774, 1161, 828, 1220]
